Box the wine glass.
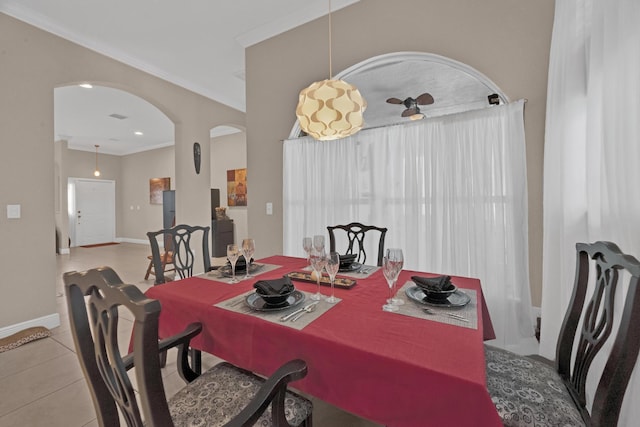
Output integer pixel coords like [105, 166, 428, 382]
[313, 235, 325, 252]
[309, 248, 327, 301]
[302, 237, 313, 262]
[382, 256, 399, 312]
[226, 243, 240, 284]
[386, 248, 405, 305]
[241, 238, 255, 280]
[325, 252, 340, 303]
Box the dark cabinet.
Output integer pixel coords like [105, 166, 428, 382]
[212, 219, 234, 257]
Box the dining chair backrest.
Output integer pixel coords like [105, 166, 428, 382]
[556, 241, 640, 425]
[64, 267, 173, 426]
[147, 224, 211, 284]
[327, 222, 388, 266]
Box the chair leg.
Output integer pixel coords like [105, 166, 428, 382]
[159, 349, 167, 368]
[190, 348, 202, 375]
[144, 260, 153, 280]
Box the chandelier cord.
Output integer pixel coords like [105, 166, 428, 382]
[328, 0, 332, 79]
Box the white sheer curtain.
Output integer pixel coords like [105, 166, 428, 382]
[541, 0, 640, 424]
[284, 101, 533, 347]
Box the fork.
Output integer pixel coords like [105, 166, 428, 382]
[423, 307, 469, 322]
[291, 303, 317, 322]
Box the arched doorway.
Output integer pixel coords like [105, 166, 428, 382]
[54, 83, 175, 250]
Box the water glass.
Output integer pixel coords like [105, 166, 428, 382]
[302, 237, 313, 261]
[313, 235, 325, 252]
[226, 243, 240, 284]
[241, 238, 255, 279]
[309, 248, 327, 301]
[386, 248, 405, 305]
[325, 252, 340, 303]
[382, 256, 399, 312]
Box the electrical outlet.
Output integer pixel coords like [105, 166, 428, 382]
[266, 202, 273, 215]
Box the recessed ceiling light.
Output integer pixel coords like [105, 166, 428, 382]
[134, 131, 144, 136]
[79, 83, 93, 89]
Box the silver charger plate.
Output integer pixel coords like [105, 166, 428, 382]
[219, 263, 263, 277]
[405, 286, 471, 308]
[245, 290, 305, 312]
[339, 262, 362, 273]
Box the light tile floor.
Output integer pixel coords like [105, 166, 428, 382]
[0, 243, 381, 427]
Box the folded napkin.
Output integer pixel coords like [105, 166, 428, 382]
[253, 276, 294, 295]
[411, 275, 454, 291]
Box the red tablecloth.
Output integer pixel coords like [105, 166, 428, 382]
[145, 256, 501, 427]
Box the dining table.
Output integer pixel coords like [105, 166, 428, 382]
[144, 255, 501, 427]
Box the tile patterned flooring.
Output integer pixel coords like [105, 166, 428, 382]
[0, 243, 381, 427]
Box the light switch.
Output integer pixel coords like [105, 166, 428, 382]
[266, 202, 273, 215]
[7, 204, 21, 219]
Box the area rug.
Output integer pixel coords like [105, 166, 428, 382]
[80, 242, 120, 248]
[0, 326, 51, 353]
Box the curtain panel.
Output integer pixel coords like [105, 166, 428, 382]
[284, 100, 533, 347]
[542, 0, 640, 424]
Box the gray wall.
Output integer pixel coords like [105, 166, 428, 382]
[245, 0, 555, 306]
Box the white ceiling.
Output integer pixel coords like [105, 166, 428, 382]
[0, 0, 360, 155]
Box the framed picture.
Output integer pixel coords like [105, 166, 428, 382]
[227, 168, 247, 206]
[150, 177, 171, 204]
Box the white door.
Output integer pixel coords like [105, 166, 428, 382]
[72, 179, 116, 246]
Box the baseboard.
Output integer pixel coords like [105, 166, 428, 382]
[116, 237, 149, 245]
[0, 313, 61, 339]
[58, 248, 70, 254]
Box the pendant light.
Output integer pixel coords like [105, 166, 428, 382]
[93, 144, 101, 177]
[295, 0, 366, 141]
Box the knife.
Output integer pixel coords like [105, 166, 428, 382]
[279, 301, 319, 322]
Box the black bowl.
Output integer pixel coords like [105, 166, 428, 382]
[421, 284, 457, 301]
[229, 256, 253, 271]
[339, 254, 357, 267]
[256, 289, 293, 306]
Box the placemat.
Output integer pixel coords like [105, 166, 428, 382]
[215, 290, 340, 330]
[199, 263, 281, 284]
[391, 281, 478, 330]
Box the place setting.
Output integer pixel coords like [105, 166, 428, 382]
[379, 249, 477, 329]
[216, 275, 340, 330]
[201, 238, 281, 284]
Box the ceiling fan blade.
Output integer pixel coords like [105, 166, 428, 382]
[401, 108, 418, 117]
[386, 97, 403, 104]
[415, 93, 434, 105]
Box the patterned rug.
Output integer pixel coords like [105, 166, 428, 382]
[0, 326, 51, 353]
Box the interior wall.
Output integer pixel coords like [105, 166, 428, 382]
[0, 12, 244, 334]
[210, 132, 248, 245]
[245, 0, 555, 306]
[119, 146, 175, 242]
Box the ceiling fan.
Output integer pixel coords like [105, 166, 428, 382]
[386, 93, 434, 120]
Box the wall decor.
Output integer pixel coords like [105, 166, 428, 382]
[193, 142, 201, 174]
[227, 168, 247, 206]
[149, 177, 171, 204]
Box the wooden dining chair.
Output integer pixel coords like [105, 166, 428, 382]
[327, 222, 388, 266]
[485, 241, 640, 426]
[147, 224, 212, 285]
[143, 248, 174, 281]
[63, 267, 313, 427]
